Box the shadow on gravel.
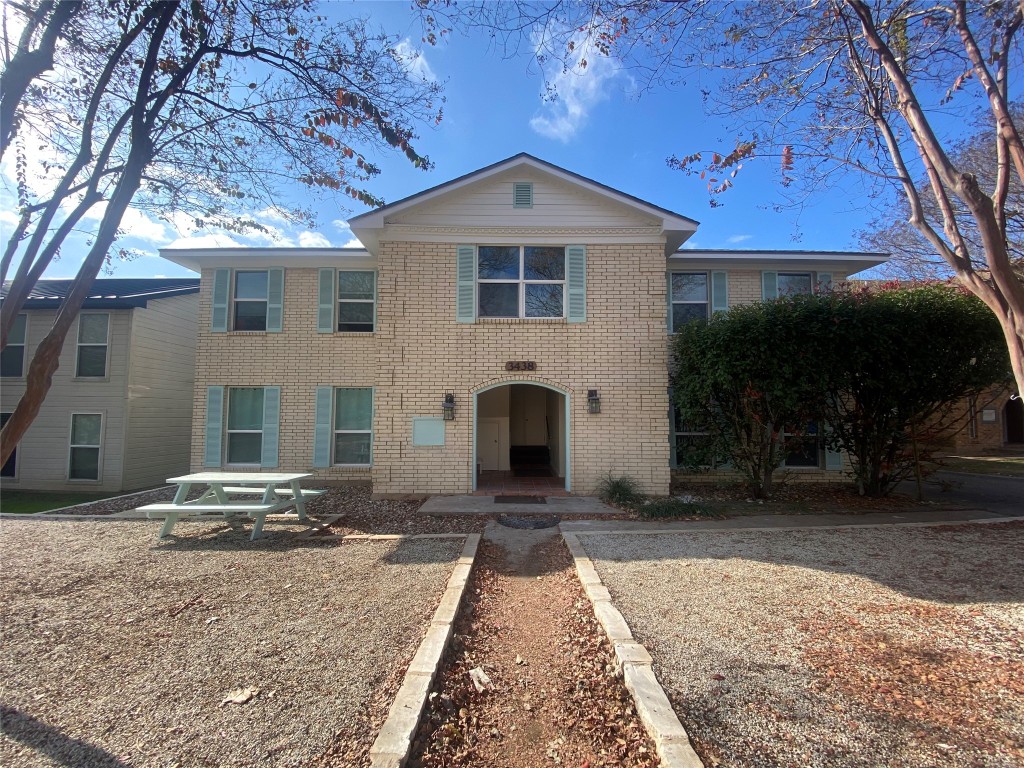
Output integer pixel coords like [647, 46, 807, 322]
[1, 705, 127, 767]
[581, 521, 1024, 605]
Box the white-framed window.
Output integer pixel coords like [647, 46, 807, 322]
[778, 273, 813, 296]
[233, 270, 269, 331]
[670, 402, 727, 469]
[333, 387, 373, 465]
[1, 313, 26, 378]
[669, 273, 709, 332]
[338, 271, 375, 332]
[68, 413, 102, 480]
[1, 412, 16, 478]
[76, 313, 109, 378]
[784, 422, 822, 468]
[477, 245, 565, 319]
[226, 387, 265, 464]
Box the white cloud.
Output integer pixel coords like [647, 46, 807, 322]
[298, 230, 332, 248]
[164, 233, 244, 249]
[682, 240, 701, 250]
[726, 234, 753, 244]
[529, 30, 629, 142]
[395, 39, 436, 82]
[341, 237, 364, 248]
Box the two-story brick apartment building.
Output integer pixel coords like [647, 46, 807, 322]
[162, 154, 886, 496]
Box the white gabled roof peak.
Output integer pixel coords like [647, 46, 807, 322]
[348, 153, 699, 255]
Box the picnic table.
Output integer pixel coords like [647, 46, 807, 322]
[138, 472, 324, 540]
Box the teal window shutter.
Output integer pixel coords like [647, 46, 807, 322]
[313, 386, 334, 467]
[456, 245, 476, 323]
[665, 272, 672, 331]
[211, 269, 230, 332]
[711, 271, 729, 313]
[762, 271, 778, 300]
[260, 386, 281, 468]
[824, 422, 843, 471]
[817, 272, 833, 293]
[266, 268, 284, 332]
[204, 386, 225, 466]
[566, 245, 587, 323]
[318, 268, 335, 332]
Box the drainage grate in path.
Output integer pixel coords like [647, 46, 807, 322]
[493, 495, 547, 504]
[496, 514, 561, 529]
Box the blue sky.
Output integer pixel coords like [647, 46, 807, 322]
[2, 1, 893, 280]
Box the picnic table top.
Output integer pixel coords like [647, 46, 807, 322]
[166, 472, 313, 484]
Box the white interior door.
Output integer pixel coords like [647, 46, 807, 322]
[478, 418, 502, 471]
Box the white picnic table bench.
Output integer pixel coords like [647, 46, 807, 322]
[138, 472, 325, 540]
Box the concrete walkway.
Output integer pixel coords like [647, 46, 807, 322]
[419, 494, 620, 517]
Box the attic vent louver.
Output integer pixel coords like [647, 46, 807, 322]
[512, 182, 533, 208]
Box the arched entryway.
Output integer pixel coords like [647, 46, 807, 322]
[473, 382, 570, 494]
[1006, 396, 1024, 444]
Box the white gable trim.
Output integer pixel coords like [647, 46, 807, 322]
[349, 154, 698, 256]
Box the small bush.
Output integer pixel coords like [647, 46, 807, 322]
[596, 474, 645, 508]
[636, 497, 713, 519]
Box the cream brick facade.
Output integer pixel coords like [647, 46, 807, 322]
[173, 154, 886, 497]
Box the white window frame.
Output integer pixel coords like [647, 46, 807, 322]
[68, 412, 103, 482]
[783, 422, 823, 469]
[225, 387, 264, 466]
[337, 271, 376, 333]
[669, 272, 710, 332]
[1, 313, 27, 378]
[477, 245, 566, 319]
[777, 272, 814, 296]
[1, 412, 17, 479]
[333, 387, 373, 466]
[75, 313, 109, 379]
[232, 270, 269, 331]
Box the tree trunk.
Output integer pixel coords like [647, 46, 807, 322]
[0, 168, 145, 467]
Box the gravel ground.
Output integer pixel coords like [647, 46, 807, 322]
[0, 518, 465, 767]
[580, 522, 1024, 768]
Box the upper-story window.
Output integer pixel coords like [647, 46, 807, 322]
[338, 271, 375, 332]
[234, 271, 269, 331]
[1, 314, 26, 377]
[76, 313, 109, 378]
[670, 273, 709, 332]
[478, 246, 565, 319]
[211, 268, 283, 333]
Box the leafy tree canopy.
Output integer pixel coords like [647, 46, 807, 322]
[0, 0, 444, 466]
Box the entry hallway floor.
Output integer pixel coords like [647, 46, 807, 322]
[577, 521, 1024, 768]
[0, 518, 466, 768]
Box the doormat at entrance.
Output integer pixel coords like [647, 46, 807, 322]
[512, 467, 554, 478]
[494, 495, 547, 504]
[497, 514, 560, 529]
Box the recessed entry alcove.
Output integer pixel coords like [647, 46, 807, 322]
[474, 383, 569, 495]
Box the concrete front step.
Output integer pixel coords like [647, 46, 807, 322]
[420, 494, 621, 517]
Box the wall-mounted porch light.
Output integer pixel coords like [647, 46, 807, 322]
[587, 389, 601, 414]
[442, 392, 456, 420]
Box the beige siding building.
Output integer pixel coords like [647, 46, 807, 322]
[1, 279, 199, 492]
[163, 155, 886, 497]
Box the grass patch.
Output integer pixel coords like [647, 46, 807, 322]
[596, 474, 645, 508]
[0, 490, 118, 514]
[938, 456, 1024, 478]
[635, 497, 715, 519]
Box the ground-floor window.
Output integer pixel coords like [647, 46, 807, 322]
[670, 404, 728, 469]
[69, 413, 102, 480]
[1, 413, 15, 478]
[227, 387, 265, 464]
[334, 387, 373, 465]
[784, 422, 822, 468]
